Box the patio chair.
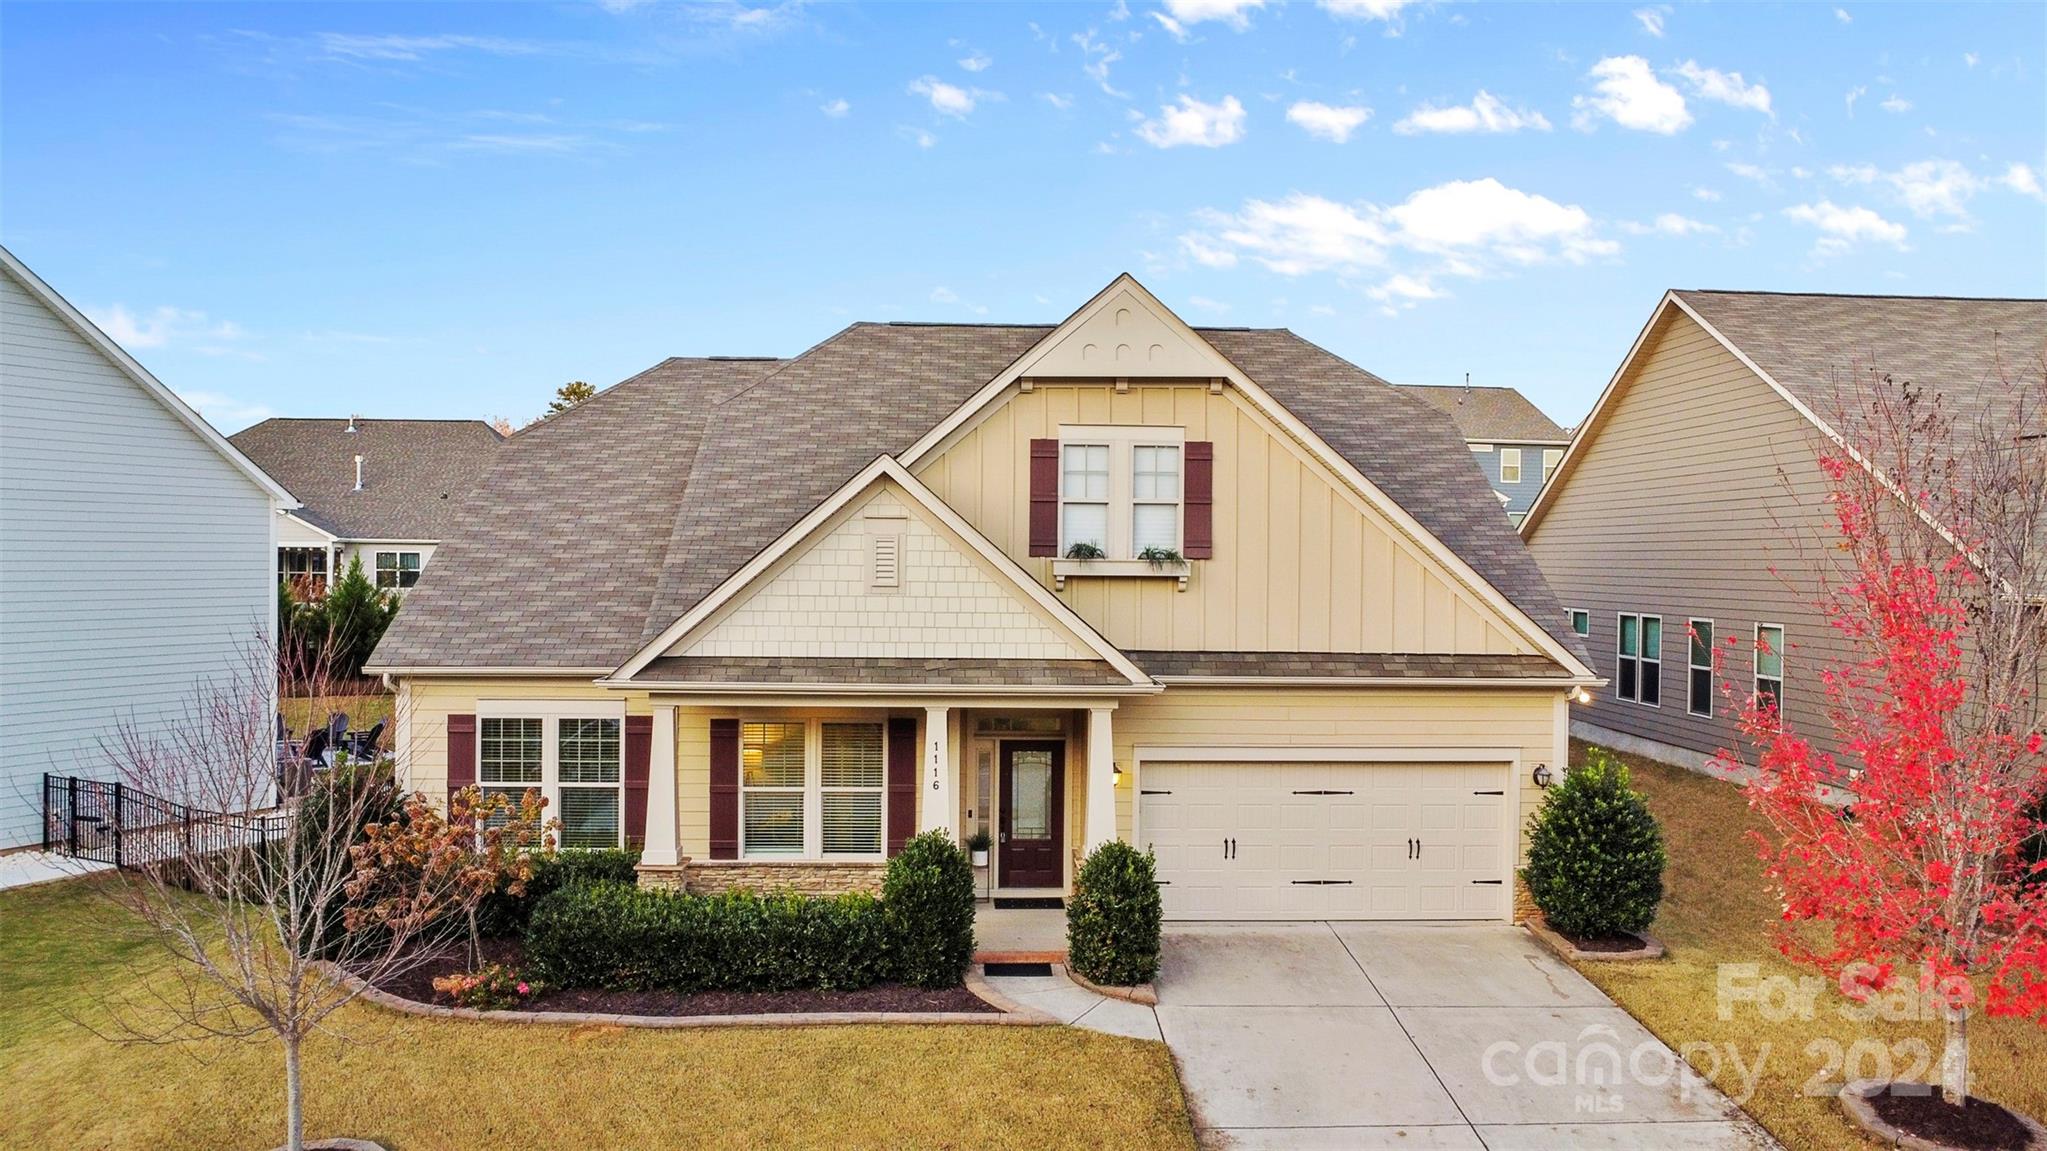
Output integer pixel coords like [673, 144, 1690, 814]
[349, 720, 385, 761]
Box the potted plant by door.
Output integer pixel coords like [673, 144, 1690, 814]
[965, 828, 992, 868]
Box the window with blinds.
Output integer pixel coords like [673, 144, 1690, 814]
[478, 717, 543, 819]
[742, 721, 806, 856]
[821, 722, 884, 855]
[557, 717, 622, 849]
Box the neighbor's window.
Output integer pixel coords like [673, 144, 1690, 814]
[1688, 619, 1714, 718]
[375, 550, 422, 589]
[1542, 448, 1564, 484]
[279, 547, 328, 593]
[1570, 609, 1590, 638]
[1755, 625, 1785, 717]
[820, 722, 885, 855]
[1058, 427, 1187, 559]
[1500, 448, 1523, 484]
[741, 721, 806, 856]
[1616, 613, 1661, 706]
[477, 713, 622, 848]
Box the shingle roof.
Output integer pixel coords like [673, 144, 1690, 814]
[372, 324, 1590, 672]
[628, 656, 1133, 687]
[1672, 291, 2047, 438]
[230, 418, 504, 540]
[1400, 385, 1570, 444]
[1129, 651, 1573, 679]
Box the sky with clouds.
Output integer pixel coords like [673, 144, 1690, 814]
[3, 0, 2042, 431]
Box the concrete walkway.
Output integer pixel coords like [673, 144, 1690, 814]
[1157, 922, 1778, 1151]
[979, 964, 1164, 1041]
[0, 850, 108, 892]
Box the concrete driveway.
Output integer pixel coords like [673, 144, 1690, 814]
[1156, 922, 1776, 1151]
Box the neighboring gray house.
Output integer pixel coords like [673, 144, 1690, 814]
[1404, 384, 1571, 525]
[231, 417, 503, 593]
[1521, 289, 2047, 772]
[0, 245, 296, 850]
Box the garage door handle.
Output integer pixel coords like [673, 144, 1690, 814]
[1290, 879, 1354, 886]
[1141, 788, 1172, 795]
[1471, 879, 1503, 885]
[1472, 789, 1504, 796]
[1290, 789, 1355, 795]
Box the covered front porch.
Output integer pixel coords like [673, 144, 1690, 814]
[632, 690, 1126, 900]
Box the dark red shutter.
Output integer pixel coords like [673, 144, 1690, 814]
[446, 714, 476, 800]
[1184, 440, 1215, 559]
[1028, 438, 1060, 557]
[709, 718, 739, 860]
[887, 716, 918, 856]
[622, 715, 652, 850]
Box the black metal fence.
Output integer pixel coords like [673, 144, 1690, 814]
[43, 774, 287, 869]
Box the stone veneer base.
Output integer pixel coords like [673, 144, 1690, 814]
[636, 860, 885, 896]
[320, 962, 1058, 1029]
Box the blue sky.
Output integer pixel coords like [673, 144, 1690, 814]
[4, 1, 2043, 432]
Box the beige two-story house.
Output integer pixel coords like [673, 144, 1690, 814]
[1521, 289, 2047, 772]
[368, 277, 1599, 922]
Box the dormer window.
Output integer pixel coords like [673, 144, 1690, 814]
[1057, 427, 1184, 559]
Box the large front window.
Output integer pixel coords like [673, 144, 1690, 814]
[741, 718, 888, 859]
[477, 710, 623, 849]
[1058, 427, 1185, 559]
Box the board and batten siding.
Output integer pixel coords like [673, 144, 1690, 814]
[0, 269, 278, 848]
[1523, 310, 1845, 765]
[916, 382, 1536, 656]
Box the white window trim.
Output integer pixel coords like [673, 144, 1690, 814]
[1754, 622, 1786, 714]
[1057, 424, 1186, 561]
[474, 699, 628, 849]
[1687, 618, 1714, 718]
[1499, 447, 1523, 484]
[740, 717, 888, 863]
[1569, 608, 1590, 638]
[1615, 612, 1662, 708]
[1541, 448, 1564, 484]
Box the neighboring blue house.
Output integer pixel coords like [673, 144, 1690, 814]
[1402, 384, 1572, 526]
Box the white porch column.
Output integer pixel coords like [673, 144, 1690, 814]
[920, 706, 957, 837]
[642, 705, 680, 866]
[1086, 706, 1117, 853]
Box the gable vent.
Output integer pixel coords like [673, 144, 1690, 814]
[871, 534, 901, 589]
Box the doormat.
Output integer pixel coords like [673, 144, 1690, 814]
[992, 897, 1065, 910]
[982, 962, 1055, 977]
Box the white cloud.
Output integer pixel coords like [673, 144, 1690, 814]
[1393, 90, 1550, 135]
[1181, 178, 1614, 290]
[1136, 94, 1247, 148]
[1186, 294, 1232, 314]
[1693, 187, 1722, 201]
[1999, 162, 2045, 200]
[909, 75, 979, 118]
[1845, 85, 1867, 116]
[820, 97, 850, 118]
[1573, 56, 1691, 134]
[958, 51, 991, 72]
[1619, 212, 1718, 236]
[1633, 5, 1670, 37]
[1366, 274, 1444, 314]
[86, 303, 250, 353]
[928, 286, 989, 314]
[900, 126, 937, 149]
[1317, 0, 1416, 20]
[1784, 200, 1907, 255]
[1834, 6, 1851, 21]
[1831, 159, 1984, 222]
[315, 33, 543, 62]
[1671, 61, 1772, 116]
[1040, 92, 1074, 110]
[1160, 0, 1266, 30]
[1880, 94, 1912, 114]
[177, 390, 276, 430]
[1286, 101, 1372, 142]
[1073, 30, 1127, 99]
[1964, 51, 1979, 68]
[1725, 161, 1773, 186]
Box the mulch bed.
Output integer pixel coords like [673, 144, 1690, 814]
[1553, 929, 1651, 953]
[1869, 1090, 2039, 1151]
[365, 937, 996, 1017]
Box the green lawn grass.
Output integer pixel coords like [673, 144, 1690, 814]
[1565, 740, 2047, 1151]
[280, 693, 393, 738]
[0, 878, 1193, 1151]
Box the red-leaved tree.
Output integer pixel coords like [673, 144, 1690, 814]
[1733, 367, 2047, 1105]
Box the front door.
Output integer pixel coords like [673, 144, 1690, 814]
[999, 741, 1064, 888]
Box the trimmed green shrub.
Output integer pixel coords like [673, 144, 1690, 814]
[1067, 841, 1163, 986]
[1522, 751, 1667, 939]
[524, 882, 892, 993]
[477, 848, 641, 937]
[883, 830, 977, 988]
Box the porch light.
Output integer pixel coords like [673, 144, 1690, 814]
[1111, 762, 1124, 784]
[1532, 764, 1555, 789]
[1573, 687, 1592, 704]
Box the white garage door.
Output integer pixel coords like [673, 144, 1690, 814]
[1139, 760, 1510, 921]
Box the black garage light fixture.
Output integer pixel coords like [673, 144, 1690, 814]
[1532, 763, 1555, 789]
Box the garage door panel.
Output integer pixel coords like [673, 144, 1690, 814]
[1143, 759, 1510, 922]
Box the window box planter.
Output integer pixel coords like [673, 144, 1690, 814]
[1053, 558, 1190, 591]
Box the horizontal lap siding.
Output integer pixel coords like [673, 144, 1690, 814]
[0, 272, 275, 847]
[1111, 685, 1564, 862]
[1525, 312, 1845, 763]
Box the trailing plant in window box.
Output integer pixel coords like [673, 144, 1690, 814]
[1064, 541, 1107, 560]
[1136, 546, 1184, 569]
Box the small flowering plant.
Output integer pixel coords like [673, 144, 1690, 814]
[432, 962, 541, 1011]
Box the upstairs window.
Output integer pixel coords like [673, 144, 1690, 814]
[1058, 427, 1186, 559]
[376, 550, 422, 589]
[1688, 619, 1715, 717]
[1755, 624, 1785, 717]
[1570, 609, 1590, 638]
[1499, 448, 1523, 484]
[1616, 613, 1661, 706]
[1542, 448, 1564, 484]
